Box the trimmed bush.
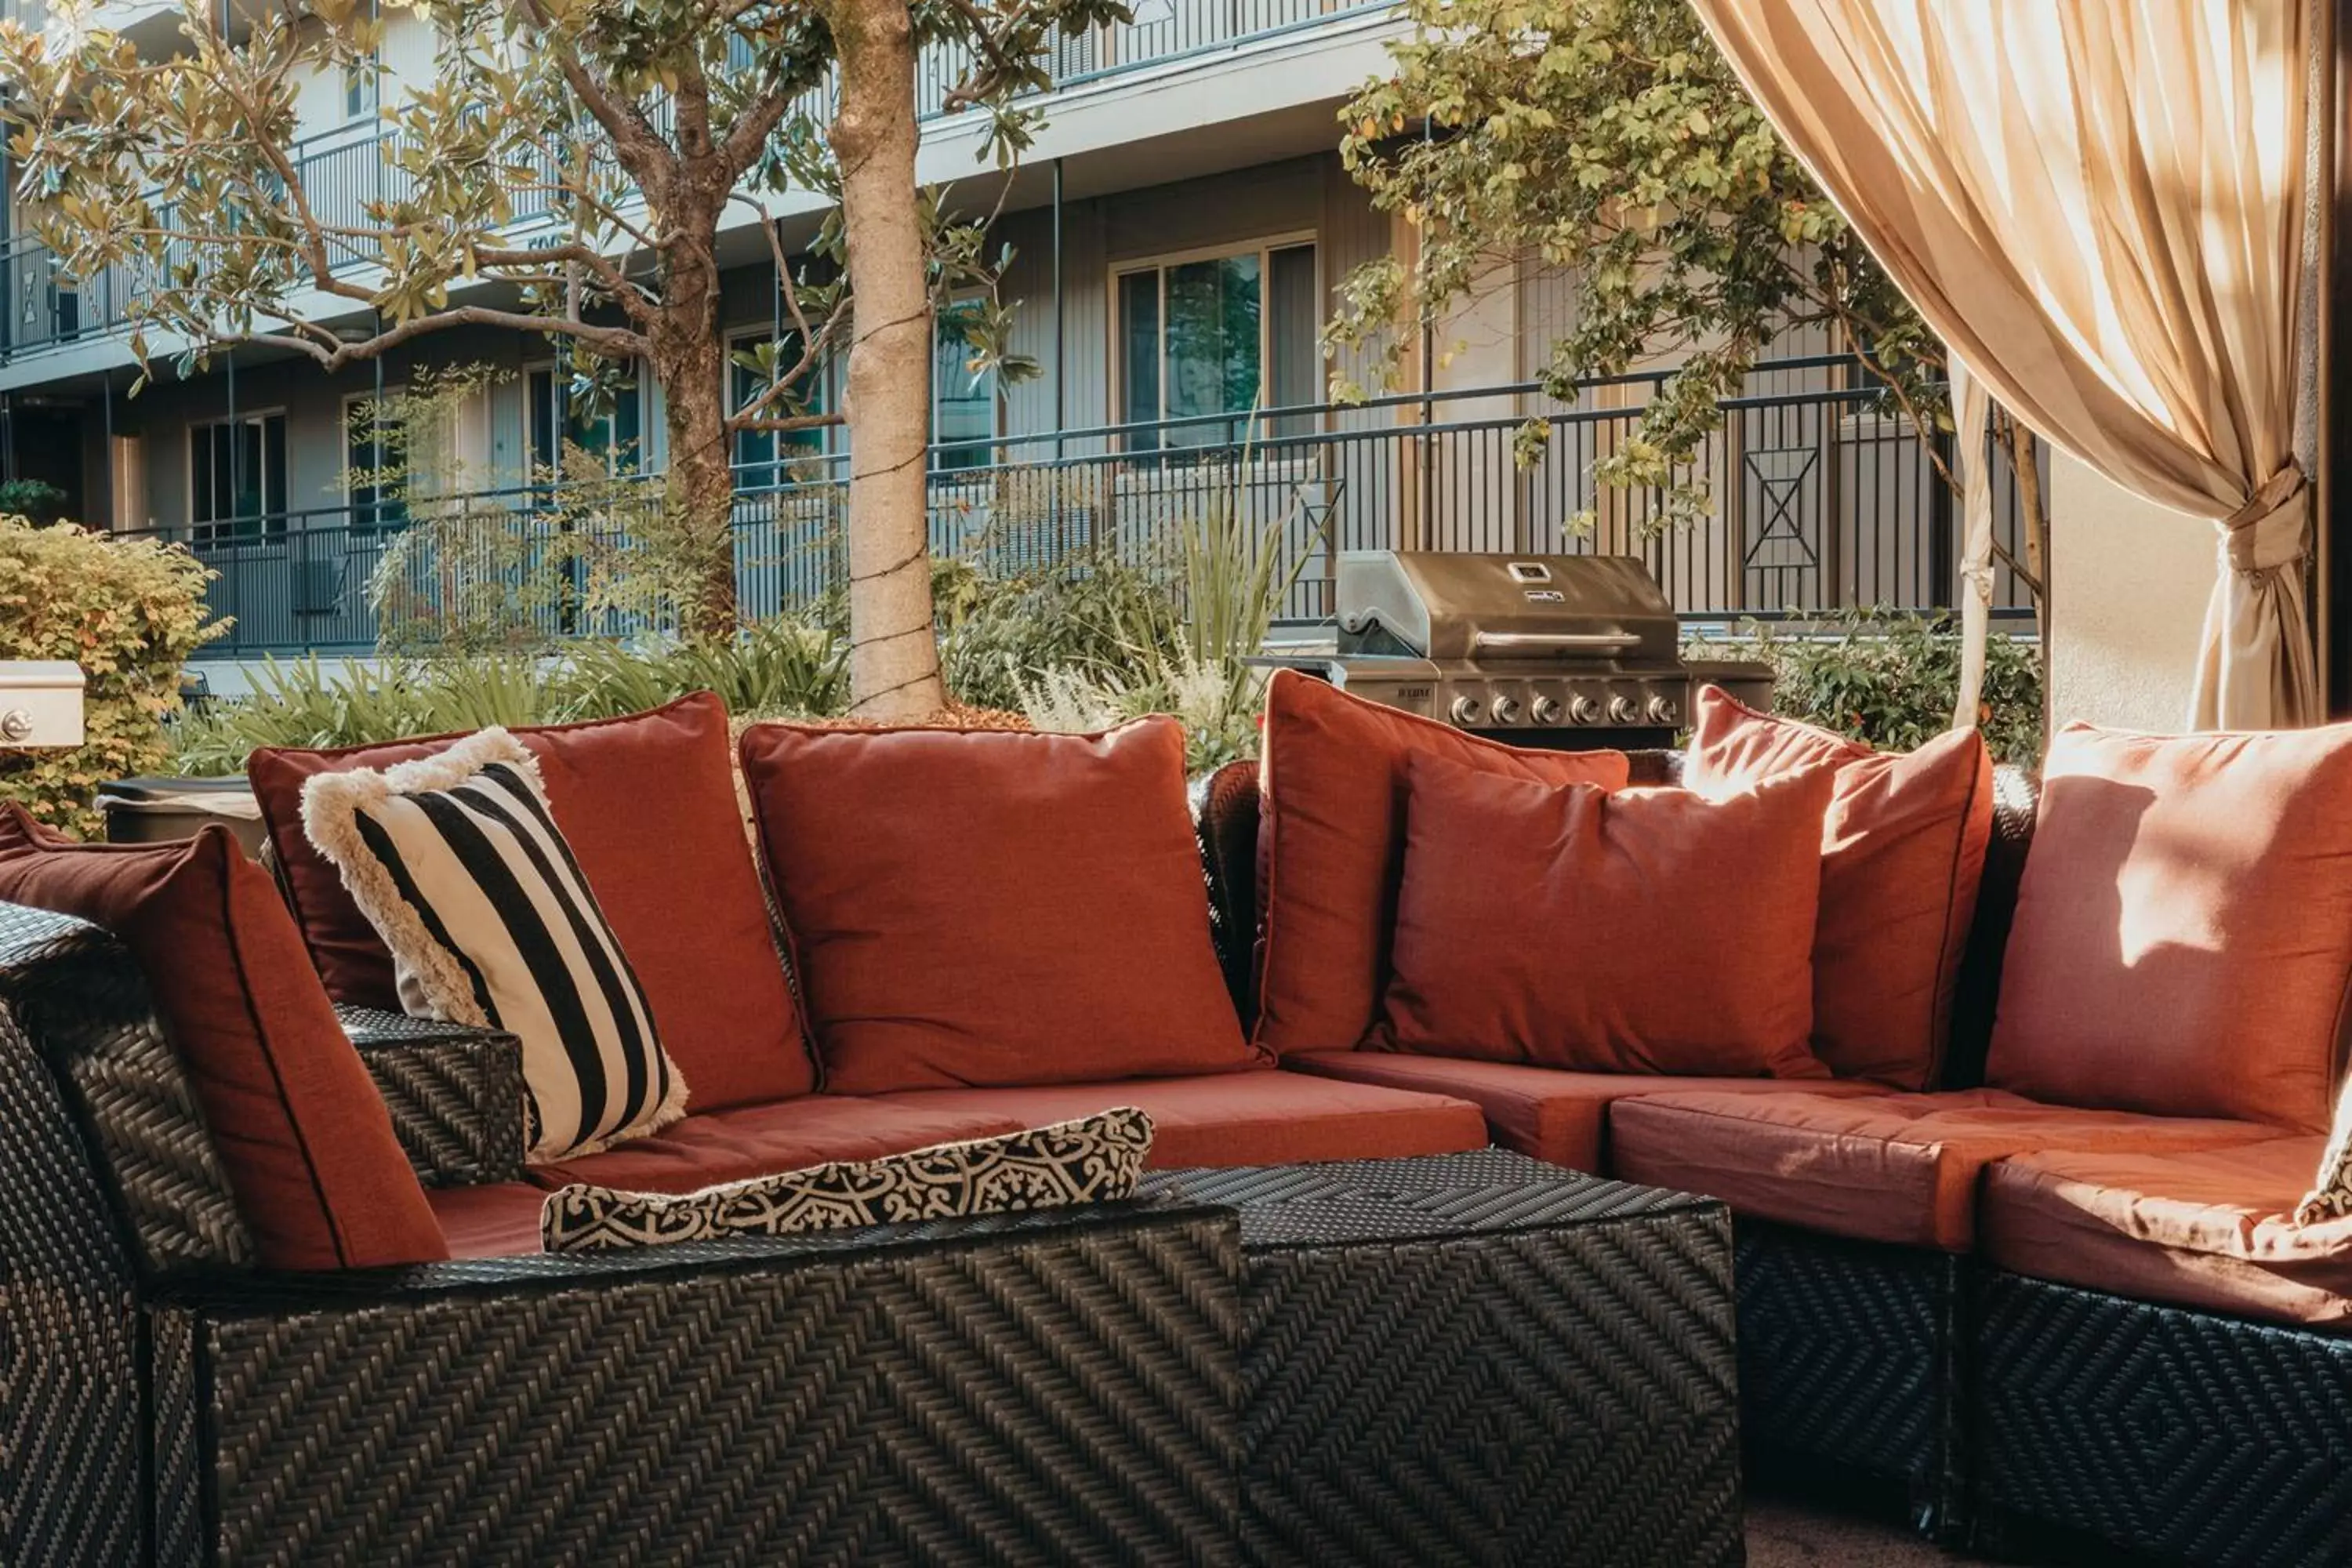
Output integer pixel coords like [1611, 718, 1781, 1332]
[1698, 609, 2044, 768]
[0, 519, 225, 835]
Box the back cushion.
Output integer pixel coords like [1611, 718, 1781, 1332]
[249, 693, 811, 1112]
[1254, 670, 1629, 1054]
[739, 716, 1258, 1093]
[1687, 688, 1994, 1088]
[0, 811, 446, 1270]
[1377, 753, 1836, 1078]
[1987, 721, 2352, 1131]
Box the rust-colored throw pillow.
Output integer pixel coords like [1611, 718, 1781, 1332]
[1254, 670, 1630, 1055]
[249, 693, 810, 1112]
[0, 809, 446, 1271]
[1687, 687, 1994, 1088]
[1377, 753, 1837, 1078]
[739, 716, 1259, 1093]
[1988, 721, 2352, 1134]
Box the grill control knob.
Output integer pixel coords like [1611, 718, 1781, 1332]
[1647, 693, 1679, 725]
[1449, 694, 1484, 727]
[1530, 694, 1565, 725]
[1568, 695, 1602, 725]
[1490, 695, 1523, 725]
[1608, 695, 1641, 725]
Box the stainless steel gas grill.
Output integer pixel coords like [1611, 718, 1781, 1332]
[1255, 551, 1773, 751]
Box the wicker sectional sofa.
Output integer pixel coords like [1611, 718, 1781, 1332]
[8, 673, 2351, 1568]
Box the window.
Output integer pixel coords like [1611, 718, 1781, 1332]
[1116, 239, 1316, 451]
[189, 414, 288, 543]
[931, 300, 999, 473]
[344, 53, 379, 121]
[528, 365, 643, 479]
[728, 332, 829, 492]
[343, 393, 407, 532]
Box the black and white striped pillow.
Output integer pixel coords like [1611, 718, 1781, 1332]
[301, 728, 688, 1162]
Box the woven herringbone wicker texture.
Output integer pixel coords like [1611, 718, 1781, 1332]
[0, 904, 253, 1273]
[1944, 764, 2038, 1091]
[341, 1006, 528, 1186]
[0, 906, 157, 1566]
[1735, 1221, 1959, 1525]
[164, 1207, 1243, 1568]
[1150, 1152, 1741, 1568]
[1976, 1271, 2352, 1568]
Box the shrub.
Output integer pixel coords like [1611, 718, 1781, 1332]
[1023, 650, 1265, 774]
[169, 653, 566, 776]
[0, 519, 225, 833]
[555, 621, 848, 720]
[1022, 482, 1314, 770]
[0, 479, 70, 527]
[1699, 609, 2045, 768]
[934, 554, 1182, 713]
[169, 617, 850, 777]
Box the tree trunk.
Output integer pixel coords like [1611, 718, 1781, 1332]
[829, 0, 946, 718]
[654, 227, 740, 644]
[660, 332, 739, 642]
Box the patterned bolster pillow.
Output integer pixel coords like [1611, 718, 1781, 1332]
[542, 1108, 1155, 1252]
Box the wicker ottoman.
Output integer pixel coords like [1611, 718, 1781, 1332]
[1145, 1149, 1740, 1568]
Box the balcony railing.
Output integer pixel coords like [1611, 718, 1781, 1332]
[118, 357, 2040, 659]
[0, 0, 1395, 359]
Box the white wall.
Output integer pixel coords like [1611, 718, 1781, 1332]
[2048, 449, 2215, 731]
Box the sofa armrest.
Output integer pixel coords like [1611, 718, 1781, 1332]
[145, 1200, 1243, 1565]
[339, 1007, 526, 1189]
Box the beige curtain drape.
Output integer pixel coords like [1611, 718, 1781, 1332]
[1691, 0, 2317, 731]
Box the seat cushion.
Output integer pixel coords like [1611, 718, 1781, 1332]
[739, 716, 1257, 1093]
[0, 811, 447, 1271]
[524, 1094, 1041, 1195]
[1982, 1139, 2352, 1329]
[429, 1181, 551, 1260]
[1686, 687, 1994, 1089]
[1253, 669, 1628, 1056]
[1285, 1051, 1885, 1171]
[1610, 1088, 2278, 1251]
[250, 693, 812, 1112]
[1987, 721, 2352, 1133]
[1377, 751, 1836, 1079]
[866, 1067, 1491, 1168]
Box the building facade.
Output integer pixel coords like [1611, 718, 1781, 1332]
[0, 0, 2034, 655]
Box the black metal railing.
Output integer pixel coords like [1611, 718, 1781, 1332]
[122, 356, 2039, 657]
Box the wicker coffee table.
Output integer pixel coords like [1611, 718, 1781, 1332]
[1145, 1149, 1740, 1568]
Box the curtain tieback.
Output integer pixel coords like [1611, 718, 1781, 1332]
[2220, 466, 2310, 575]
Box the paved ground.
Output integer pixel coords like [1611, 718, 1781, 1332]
[1747, 1497, 1999, 1566]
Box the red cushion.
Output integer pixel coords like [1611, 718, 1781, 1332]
[249, 693, 811, 1112]
[524, 1094, 1040, 1194]
[1253, 670, 1628, 1055]
[1987, 721, 2352, 1131]
[740, 716, 1258, 1093]
[1609, 1088, 2275, 1252]
[1981, 1138, 2352, 1328]
[1377, 751, 1835, 1078]
[1686, 688, 1994, 1089]
[1284, 1051, 1884, 1171]
[866, 1068, 1490, 1167]
[0, 810, 445, 1270]
[428, 1181, 550, 1260]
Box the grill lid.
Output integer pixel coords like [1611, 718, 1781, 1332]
[1335, 552, 1681, 666]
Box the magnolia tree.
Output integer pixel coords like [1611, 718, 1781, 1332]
[0, 0, 1117, 715]
[1328, 0, 2047, 614]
